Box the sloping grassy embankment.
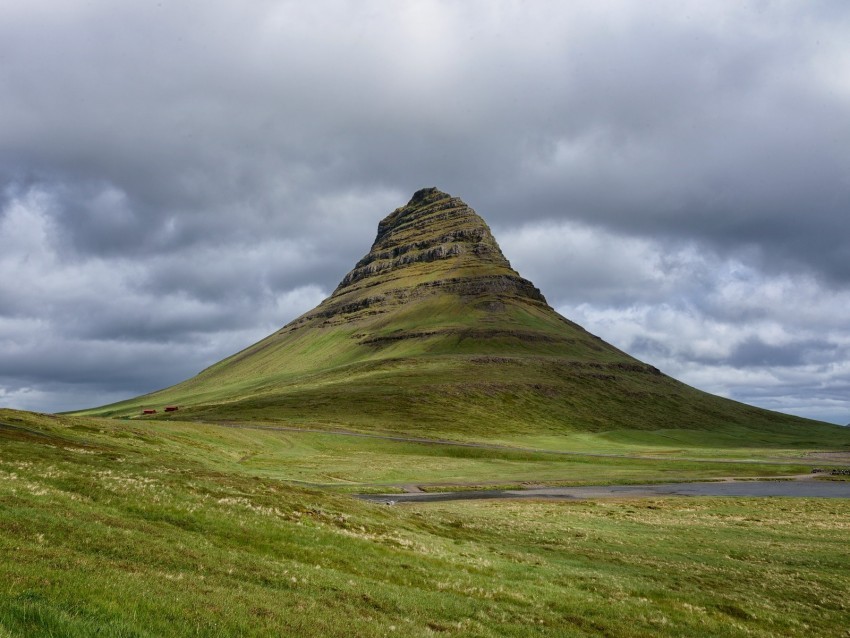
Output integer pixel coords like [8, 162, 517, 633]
[2, 409, 850, 637]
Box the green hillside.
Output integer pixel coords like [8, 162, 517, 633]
[3, 408, 850, 637]
[78, 188, 846, 445]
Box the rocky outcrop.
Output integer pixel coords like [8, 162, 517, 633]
[333, 188, 523, 292]
[317, 188, 546, 317]
[287, 187, 550, 328]
[281, 272, 550, 332]
[338, 243, 465, 289]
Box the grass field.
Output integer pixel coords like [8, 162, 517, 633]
[2, 408, 850, 636]
[11, 413, 832, 491]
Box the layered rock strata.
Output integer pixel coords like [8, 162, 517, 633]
[283, 187, 548, 332]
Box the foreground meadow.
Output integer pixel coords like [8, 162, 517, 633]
[1, 409, 848, 637]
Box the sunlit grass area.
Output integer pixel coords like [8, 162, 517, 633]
[10, 412, 827, 491]
[2, 409, 849, 636]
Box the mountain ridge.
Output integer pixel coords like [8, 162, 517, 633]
[77, 188, 842, 445]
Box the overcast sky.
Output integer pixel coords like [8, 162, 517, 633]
[2, 1, 849, 424]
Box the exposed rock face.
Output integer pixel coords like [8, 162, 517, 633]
[288, 187, 548, 330]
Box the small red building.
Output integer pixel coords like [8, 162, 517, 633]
[164, 406, 179, 412]
[142, 409, 156, 415]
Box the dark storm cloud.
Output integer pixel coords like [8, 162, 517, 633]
[717, 337, 835, 369]
[1, 1, 849, 422]
[4, 1, 848, 277]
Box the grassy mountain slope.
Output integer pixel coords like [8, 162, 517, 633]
[3, 408, 850, 637]
[78, 188, 845, 444]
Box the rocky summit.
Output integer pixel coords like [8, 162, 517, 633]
[81, 188, 827, 439]
[283, 187, 551, 336]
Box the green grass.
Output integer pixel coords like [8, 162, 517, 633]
[79, 352, 850, 452]
[2, 409, 850, 636]
[13, 413, 827, 490]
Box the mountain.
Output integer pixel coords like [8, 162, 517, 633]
[79, 188, 838, 442]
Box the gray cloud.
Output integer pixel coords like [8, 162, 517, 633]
[1, 1, 849, 423]
[499, 217, 850, 424]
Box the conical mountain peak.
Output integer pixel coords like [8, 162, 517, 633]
[410, 186, 449, 205]
[289, 188, 550, 329]
[83, 188, 833, 444]
[374, 187, 462, 240]
[335, 187, 522, 294]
